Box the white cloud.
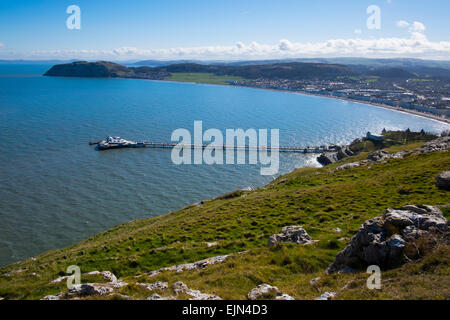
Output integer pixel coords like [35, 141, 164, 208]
[354, 29, 362, 35]
[3, 31, 450, 61]
[396, 20, 409, 28]
[410, 21, 426, 32]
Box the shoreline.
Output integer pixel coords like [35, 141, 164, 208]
[159, 78, 450, 125]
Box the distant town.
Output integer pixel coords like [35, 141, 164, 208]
[228, 77, 450, 122]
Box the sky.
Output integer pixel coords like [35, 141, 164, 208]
[0, 0, 450, 60]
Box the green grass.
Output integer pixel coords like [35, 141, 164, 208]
[166, 73, 244, 85]
[0, 141, 449, 300]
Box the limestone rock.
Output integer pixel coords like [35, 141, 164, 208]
[247, 284, 281, 300]
[315, 292, 336, 300]
[148, 254, 229, 277]
[68, 283, 113, 297]
[41, 293, 64, 300]
[326, 205, 448, 274]
[247, 284, 294, 300]
[172, 281, 189, 295]
[436, 171, 450, 190]
[412, 136, 450, 154]
[186, 289, 222, 300]
[368, 150, 391, 162]
[147, 294, 176, 300]
[317, 152, 339, 166]
[268, 226, 314, 248]
[86, 271, 117, 283]
[276, 293, 295, 300]
[137, 281, 168, 291]
[336, 162, 361, 171]
[171, 281, 221, 300]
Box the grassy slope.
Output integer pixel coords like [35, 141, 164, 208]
[0, 142, 449, 300]
[167, 72, 244, 85]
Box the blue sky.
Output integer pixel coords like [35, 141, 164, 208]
[0, 0, 449, 60]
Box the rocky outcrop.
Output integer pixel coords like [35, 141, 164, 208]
[172, 281, 222, 300]
[317, 152, 339, 166]
[41, 293, 64, 300]
[147, 254, 229, 277]
[268, 226, 314, 247]
[367, 150, 391, 162]
[411, 136, 450, 154]
[51, 270, 118, 284]
[436, 171, 450, 190]
[326, 205, 448, 274]
[85, 271, 117, 283]
[44, 270, 126, 300]
[68, 283, 114, 297]
[137, 281, 168, 291]
[147, 293, 176, 300]
[315, 292, 336, 300]
[247, 284, 294, 300]
[318, 134, 449, 168]
[336, 162, 361, 171]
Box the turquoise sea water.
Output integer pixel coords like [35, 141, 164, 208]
[0, 65, 448, 266]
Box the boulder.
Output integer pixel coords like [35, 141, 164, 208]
[186, 289, 222, 300]
[336, 162, 360, 171]
[68, 283, 113, 297]
[276, 293, 295, 300]
[268, 226, 314, 248]
[172, 281, 189, 295]
[368, 150, 391, 162]
[326, 205, 448, 274]
[147, 254, 229, 277]
[247, 284, 288, 300]
[147, 294, 176, 300]
[41, 293, 64, 300]
[137, 281, 168, 291]
[317, 152, 339, 166]
[436, 171, 450, 190]
[412, 136, 450, 154]
[86, 271, 117, 283]
[172, 281, 221, 300]
[315, 292, 336, 300]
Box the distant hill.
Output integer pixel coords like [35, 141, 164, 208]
[44, 61, 170, 79]
[44, 61, 358, 80]
[132, 57, 450, 79]
[44, 58, 450, 81]
[366, 68, 416, 79]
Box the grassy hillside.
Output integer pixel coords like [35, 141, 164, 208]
[0, 141, 449, 300]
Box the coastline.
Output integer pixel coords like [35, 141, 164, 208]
[191, 81, 450, 125]
[158, 78, 450, 125]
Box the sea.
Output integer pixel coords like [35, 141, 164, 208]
[0, 64, 448, 266]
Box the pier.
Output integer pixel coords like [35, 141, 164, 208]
[89, 139, 340, 153]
